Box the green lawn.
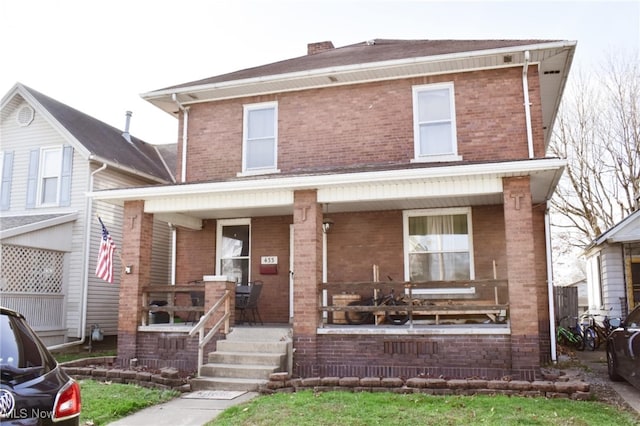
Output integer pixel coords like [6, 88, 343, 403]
[209, 390, 639, 426]
[79, 379, 179, 425]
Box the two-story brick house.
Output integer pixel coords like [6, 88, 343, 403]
[94, 39, 576, 381]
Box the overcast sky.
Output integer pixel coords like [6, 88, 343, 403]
[1, 0, 638, 145]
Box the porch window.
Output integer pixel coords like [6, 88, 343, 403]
[412, 83, 461, 162]
[404, 208, 474, 281]
[242, 102, 278, 174]
[216, 219, 251, 285]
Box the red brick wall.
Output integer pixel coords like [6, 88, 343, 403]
[174, 220, 217, 284]
[251, 216, 292, 322]
[118, 201, 153, 361]
[503, 177, 541, 372]
[293, 334, 538, 380]
[183, 67, 545, 182]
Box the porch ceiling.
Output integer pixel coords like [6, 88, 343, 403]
[91, 159, 565, 229]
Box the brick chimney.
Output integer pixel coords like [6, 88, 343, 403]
[307, 41, 334, 55]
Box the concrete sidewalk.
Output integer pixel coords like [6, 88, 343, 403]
[574, 348, 640, 415]
[107, 391, 258, 426]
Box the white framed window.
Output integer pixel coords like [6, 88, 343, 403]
[412, 83, 461, 162]
[403, 208, 474, 282]
[216, 218, 251, 285]
[26, 145, 72, 209]
[38, 147, 63, 205]
[241, 102, 278, 174]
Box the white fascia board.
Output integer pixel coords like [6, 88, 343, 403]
[142, 42, 576, 102]
[87, 155, 169, 184]
[89, 159, 566, 203]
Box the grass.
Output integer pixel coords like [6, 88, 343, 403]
[79, 379, 180, 425]
[53, 349, 117, 364]
[209, 390, 640, 426]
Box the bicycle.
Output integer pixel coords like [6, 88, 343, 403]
[581, 312, 620, 351]
[556, 316, 585, 351]
[345, 288, 410, 325]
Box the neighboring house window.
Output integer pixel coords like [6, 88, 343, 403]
[216, 219, 251, 285]
[412, 83, 461, 162]
[26, 146, 73, 208]
[404, 208, 474, 281]
[0, 151, 14, 210]
[242, 102, 278, 174]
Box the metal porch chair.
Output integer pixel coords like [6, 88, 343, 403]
[235, 281, 263, 325]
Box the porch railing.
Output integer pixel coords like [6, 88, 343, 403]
[0, 293, 65, 330]
[188, 290, 231, 374]
[321, 280, 509, 327]
[141, 285, 206, 325]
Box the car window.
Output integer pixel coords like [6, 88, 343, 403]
[625, 307, 640, 329]
[0, 313, 55, 382]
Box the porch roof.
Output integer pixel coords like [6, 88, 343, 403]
[90, 159, 564, 230]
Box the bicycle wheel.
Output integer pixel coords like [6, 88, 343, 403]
[345, 300, 374, 325]
[583, 327, 597, 351]
[572, 330, 585, 351]
[386, 299, 410, 325]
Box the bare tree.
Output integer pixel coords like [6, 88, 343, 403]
[550, 53, 640, 249]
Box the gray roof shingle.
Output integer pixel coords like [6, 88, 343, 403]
[162, 39, 561, 90]
[23, 85, 175, 182]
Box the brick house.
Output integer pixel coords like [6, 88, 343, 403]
[94, 39, 576, 381]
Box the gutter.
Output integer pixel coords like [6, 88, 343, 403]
[89, 158, 567, 202]
[545, 209, 558, 363]
[49, 163, 108, 351]
[522, 50, 534, 158]
[143, 41, 577, 103]
[172, 94, 189, 183]
[87, 155, 169, 184]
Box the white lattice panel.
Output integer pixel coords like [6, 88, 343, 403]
[0, 244, 63, 293]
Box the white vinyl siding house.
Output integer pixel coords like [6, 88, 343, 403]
[1, 84, 175, 346]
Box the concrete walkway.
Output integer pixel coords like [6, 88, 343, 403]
[574, 348, 640, 415]
[107, 391, 258, 426]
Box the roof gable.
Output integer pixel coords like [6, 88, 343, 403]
[594, 210, 640, 245]
[1, 83, 175, 183]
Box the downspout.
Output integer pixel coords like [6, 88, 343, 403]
[169, 223, 176, 286]
[545, 209, 558, 363]
[49, 163, 108, 350]
[522, 50, 535, 158]
[172, 94, 189, 183]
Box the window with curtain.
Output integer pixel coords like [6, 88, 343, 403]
[243, 102, 277, 173]
[407, 211, 471, 281]
[412, 83, 460, 162]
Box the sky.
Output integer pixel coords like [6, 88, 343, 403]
[1, 0, 638, 146]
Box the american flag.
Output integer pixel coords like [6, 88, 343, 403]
[95, 218, 116, 283]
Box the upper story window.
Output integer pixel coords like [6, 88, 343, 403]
[0, 150, 13, 210]
[39, 148, 62, 205]
[26, 146, 73, 208]
[404, 208, 474, 282]
[242, 102, 278, 175]
[412, 83, 461, 162]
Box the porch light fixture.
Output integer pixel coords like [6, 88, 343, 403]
[322, 218, 334, 234]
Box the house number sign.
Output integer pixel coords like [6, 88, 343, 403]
[260, 256, 278, 275]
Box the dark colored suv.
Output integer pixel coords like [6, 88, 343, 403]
[0, 307, 81, 425]
[607, 304, 640, 390]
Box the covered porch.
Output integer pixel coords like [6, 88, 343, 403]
[91, 159, 562, 379]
